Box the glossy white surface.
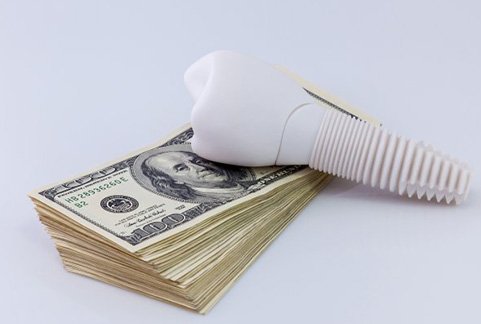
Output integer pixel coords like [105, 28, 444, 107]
[186, 50, 317, 166]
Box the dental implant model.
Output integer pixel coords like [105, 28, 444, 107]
[184, 50, 471, 204]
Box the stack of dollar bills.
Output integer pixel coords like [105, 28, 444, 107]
[29, 125, 331, 313]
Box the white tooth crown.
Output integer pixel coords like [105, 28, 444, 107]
[309, 108, 472, 204]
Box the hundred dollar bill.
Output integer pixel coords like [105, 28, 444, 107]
[30, 124, 312, 253]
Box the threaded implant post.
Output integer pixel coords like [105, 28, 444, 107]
[309, 109, 471, 204]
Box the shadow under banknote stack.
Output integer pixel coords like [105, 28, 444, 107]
[29, 125, 331, 314]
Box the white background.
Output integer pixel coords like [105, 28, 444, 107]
[1, 1, 480, 323]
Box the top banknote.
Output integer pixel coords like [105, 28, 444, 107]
[30, 125, 311, 252]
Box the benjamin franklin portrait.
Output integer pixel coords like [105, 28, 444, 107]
[132, 144, 257, 203]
